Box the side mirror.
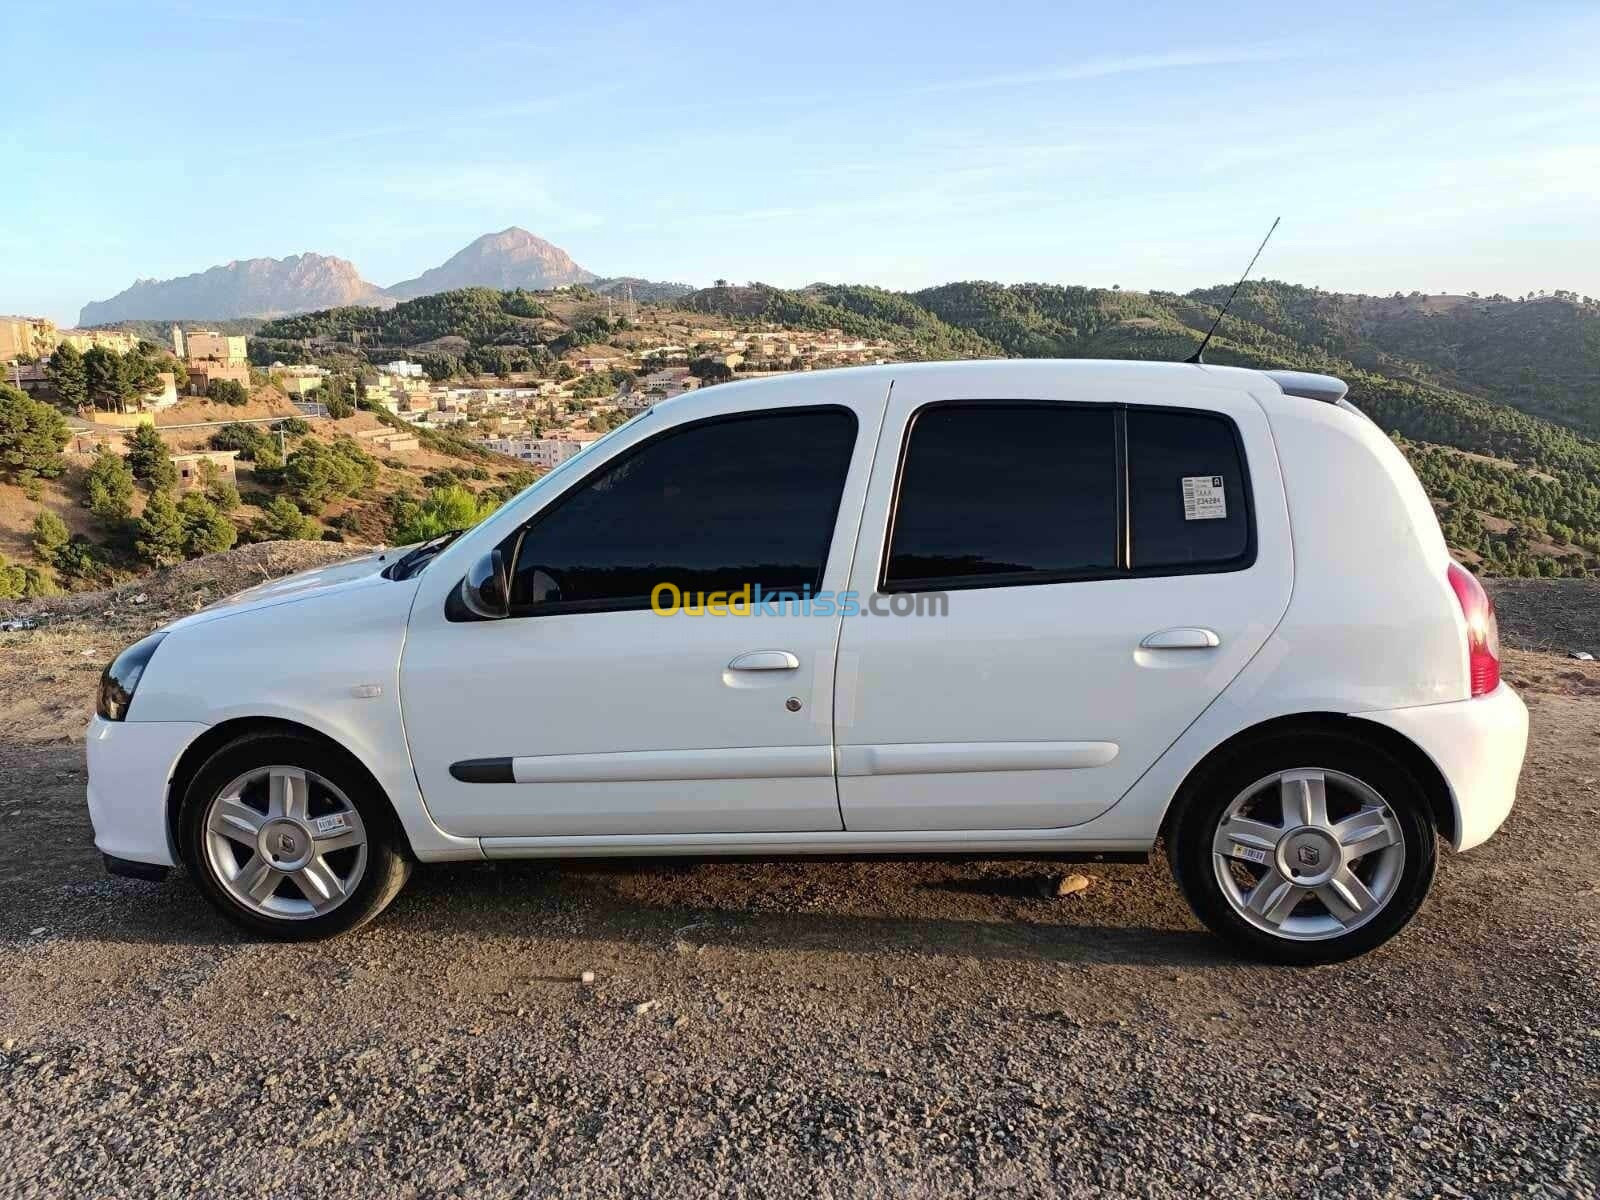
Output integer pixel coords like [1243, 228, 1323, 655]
[459, 548, 510, 619]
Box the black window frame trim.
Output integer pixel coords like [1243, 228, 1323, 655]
[878, 398, 1257, 595]
[469, 403, 861, 620]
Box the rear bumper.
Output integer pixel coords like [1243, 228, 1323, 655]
[1357, 682, 1529, 851]
[85, 715, 209, 868]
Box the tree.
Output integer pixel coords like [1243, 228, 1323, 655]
[133, 489, 186, 566]
[83, 346, 124, 412]
[197, 459, 240, 511]
[389, 485, 498, 545]
[177, 493, 237, 557]
[47, 343, 87, 409]
[31, 509, 70, 565]
[124, 424, 177, 491]
[209, 422, 272, 460]
[282, 437, 377, 509]
[205, 379, 249, 406]
[84, 447, 135, 524]
[252, 495, 318, 541]
[0, 383, 70, 483]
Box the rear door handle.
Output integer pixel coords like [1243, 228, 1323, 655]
[728, 650, 800, 671]
[1140, 627, 1221, 650]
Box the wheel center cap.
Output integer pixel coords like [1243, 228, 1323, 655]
[1278, 826, 1340, 886]
[259, 819, 313, 871]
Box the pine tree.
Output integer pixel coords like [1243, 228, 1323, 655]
[47, 343, 87, 409]
[0, 383, 70, 483]
[133, 490, 186, 566]
[124, 424, 177, 491]
[177, 493, 237, 557]
[84, 447, 135, 524]
[31, 510, 69, 565]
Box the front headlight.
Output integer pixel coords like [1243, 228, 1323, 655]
[97, 632, 167, 721]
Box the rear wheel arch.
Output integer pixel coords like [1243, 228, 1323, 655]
[1160, 712, 1456, 848]
[167, 717, 414, 864]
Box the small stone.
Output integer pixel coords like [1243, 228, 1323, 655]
[28, 927, 46, 937]
[1, 1038, 15, 1052]
[580, 970, 595, 985]
[632, 999, 660, 1016]
[1055, 874, 1092, 898]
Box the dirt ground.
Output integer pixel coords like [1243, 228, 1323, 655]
[0, 554, 1596, 1197]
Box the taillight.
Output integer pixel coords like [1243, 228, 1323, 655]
[1446, 562, 1500, 697]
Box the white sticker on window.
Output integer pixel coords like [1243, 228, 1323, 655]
[1182, 475, 1227, 521]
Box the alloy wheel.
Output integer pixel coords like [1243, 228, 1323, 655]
[202, 765, 369, 920]
[1211, 768, 1406, 942]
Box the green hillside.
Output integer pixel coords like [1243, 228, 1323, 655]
[233, 277, 1600, 578]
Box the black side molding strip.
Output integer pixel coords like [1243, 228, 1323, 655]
[450, 757, 515, 784]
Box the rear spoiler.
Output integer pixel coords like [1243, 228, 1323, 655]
[1263, 370, 1348, 404]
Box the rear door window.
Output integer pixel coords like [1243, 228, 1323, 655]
[883, 403, 1118, 590]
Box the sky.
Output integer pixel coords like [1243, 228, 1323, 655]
[5, 0, 1599, 325]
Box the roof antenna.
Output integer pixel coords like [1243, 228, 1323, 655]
[1186, 216, 1280, 364]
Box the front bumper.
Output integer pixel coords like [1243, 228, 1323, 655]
[1357, 682, 1529, 851]
[85, 715, 209, 868]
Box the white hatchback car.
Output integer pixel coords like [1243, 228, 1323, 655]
[88, 360, 1528, 962]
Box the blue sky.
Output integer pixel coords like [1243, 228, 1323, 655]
[5, 0, 1599, 325]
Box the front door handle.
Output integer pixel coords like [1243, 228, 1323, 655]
[1140, 627, 1221, 650]
[728, 650, 800, 671]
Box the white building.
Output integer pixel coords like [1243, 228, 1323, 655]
[379, 360, 425, 379]
[482, 432, 604, 468]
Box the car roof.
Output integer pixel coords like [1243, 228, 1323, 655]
[651, 358, 1312, 419]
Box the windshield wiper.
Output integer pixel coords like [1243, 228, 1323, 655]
[384, 528, 467, 580]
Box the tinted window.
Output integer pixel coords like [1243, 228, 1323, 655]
[1127, 409, 1250, 569]
[885, 404, 1116, 589]
[508, 408, 855, 612]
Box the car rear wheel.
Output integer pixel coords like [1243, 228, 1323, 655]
[179, 733, 410, 940]
[1167, 730, 1437, 964]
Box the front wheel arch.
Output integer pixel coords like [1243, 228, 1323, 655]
[1159, 713, 1456, 849]
[167, 717, 414, 865]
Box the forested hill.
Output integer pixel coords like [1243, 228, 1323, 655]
[251, 278, 1600, 577]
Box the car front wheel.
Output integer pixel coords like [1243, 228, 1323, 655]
[1167, 730, 1438, 964]
[179, 733, 410, 940]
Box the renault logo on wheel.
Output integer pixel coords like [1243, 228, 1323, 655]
[277, 832, 297, 855]
[1296, 844, 1321, 867]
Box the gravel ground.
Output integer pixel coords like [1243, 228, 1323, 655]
[0, 557, 1595, 1196]
[1, 691, 1597, 1197]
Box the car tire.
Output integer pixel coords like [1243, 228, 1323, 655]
[178, 732, 411, 941]
[1166, 729, 1437, 965]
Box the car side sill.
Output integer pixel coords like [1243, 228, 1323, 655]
[480, 831, 1152, 859]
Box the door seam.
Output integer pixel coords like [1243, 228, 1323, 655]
[829, 377, 896, 831]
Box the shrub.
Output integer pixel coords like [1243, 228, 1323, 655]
[209, 423, 272, 460]
[205, 379, 249, 406]
[252, 496, 319, 541]
[0, 553, 54, 599]
[388, 484, 499, 545]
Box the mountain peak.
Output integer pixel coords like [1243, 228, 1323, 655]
[386, 229, 595, 300]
